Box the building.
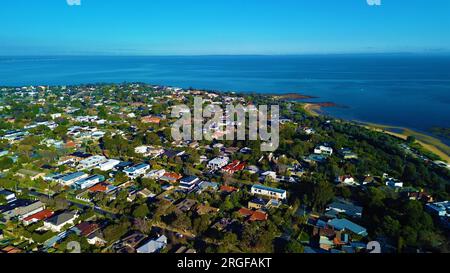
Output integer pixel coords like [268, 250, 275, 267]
[0, 189, 16, 204]
[426, 201, 450, 217]
[124, 163, 150, 179]
[335, 175, 358, 186]
[179, 176, 200, 191]
[339, 148, 358, 160]
[207, 156, 230, 170]
[160, 172, 182, 183]
[314, 145, 333, 156]
[43, 211, 79, 232]
[327, 218, 368, 237]
[238, 208, 268, 221]
[57, 172, 88, 187]
[78, 155, 107, 170]
[97, 159, 121, 171]
[175, 199, 197, 212]
[136, 235, 168, 253]
[22, 209, 54, 226]
[144, 169, 166, 180]
[16, 169, 45, 180]
[73, 175, 105, 190]
[222, 160, 246, 174]
[251, 184, 287, 200]
[141, 116, 162, 124]
[326, 200, 363, 218]
[385, 178, 404, 189]
[0, 200, 45, 221]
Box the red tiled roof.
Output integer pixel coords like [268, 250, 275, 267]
[75, 222, 99, 236]
[238, 208, 254, 217]
[220, 185, 238, 193]
[141, 116, 162, 124]
[23, 209, 54, 222]
[88, 182, 109, 192]
[222, 161, 246, 174]
[249, 210, 268, 221]
[162, 172, 183, 181]
[238, 208, 268, 221]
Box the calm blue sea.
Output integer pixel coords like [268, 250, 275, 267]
[0, 55, 449, 143]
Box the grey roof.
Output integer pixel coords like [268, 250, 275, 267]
[327, 201, 363, 218]
[46, 211, 77, 226]
[136, 235, 167, 253]
[328, 218, 367, 236]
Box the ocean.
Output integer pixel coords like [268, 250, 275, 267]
[0, 54, 449, 144]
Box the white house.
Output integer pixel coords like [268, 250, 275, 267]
[57, 172, 88, 187]
[43, 211, 78, 232]
[136, 235, 168, 253]
[207, 157, 230, 170]
[335, 175, 358, 186]
[0, 189, 16, 203]
[385, 179, 404, 189]
[97, 159, 121, 171]
[78, 155, 107, 170]
[314, 145, 333, 155]
[251, 184, 287, 200]
[144, 169, 166, 179]
[124, 163, 150, 179]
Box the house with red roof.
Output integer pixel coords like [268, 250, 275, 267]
[220, 185, 239, 193]
[222, 160, 246, 175]
[22, 209, 54, 226]
[238, 208, 268, 222]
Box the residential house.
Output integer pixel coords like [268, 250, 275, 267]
[222, 160, 246, 174]
[97, 159, 121, 171]
[251, 184, 287, 200]
[136, 235, 168, 253]
[339, 148, 358, 160]
[175, 199, 197, 212]
[57, 171, 88, 187]
[238, 208, 268, 222]
[179, 176, 200, 191]
[16, 169, 45, 181]
[43, 211, 79, 232]
[314, 145, 333, 156]
[196, 181, 219, 193]
[0, 189, 16, 204]
[160, 172, 183, 183]
[196, 204, 220, 215]
[335, 175, 359, 186]
[0, 200, 45, 221]
[220, 185, 239, 194]
[426, 201, 450, 217]
[124, 163, 150, 179]
[22, 209, 54, 226]
[144, 169, 166, 180]
[385, 178, 404, 189]
[77, 155, 107, 170]
[327, 218, 368, 237]
[326, 200, 363, 218]
[112, 231, 147, 253]
[207, 156, 230, 170]
[141, 116, 162, 124]
[87, 229, 107, 246]
[73, 175, 105, 190]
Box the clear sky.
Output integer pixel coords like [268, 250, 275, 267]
[1, 0, 449, 55]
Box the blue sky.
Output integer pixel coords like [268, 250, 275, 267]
[1, 0, 449, 55]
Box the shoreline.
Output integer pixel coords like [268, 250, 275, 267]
[301, 103, 450, 163]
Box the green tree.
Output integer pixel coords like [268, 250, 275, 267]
[133, 203, 150, 218]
